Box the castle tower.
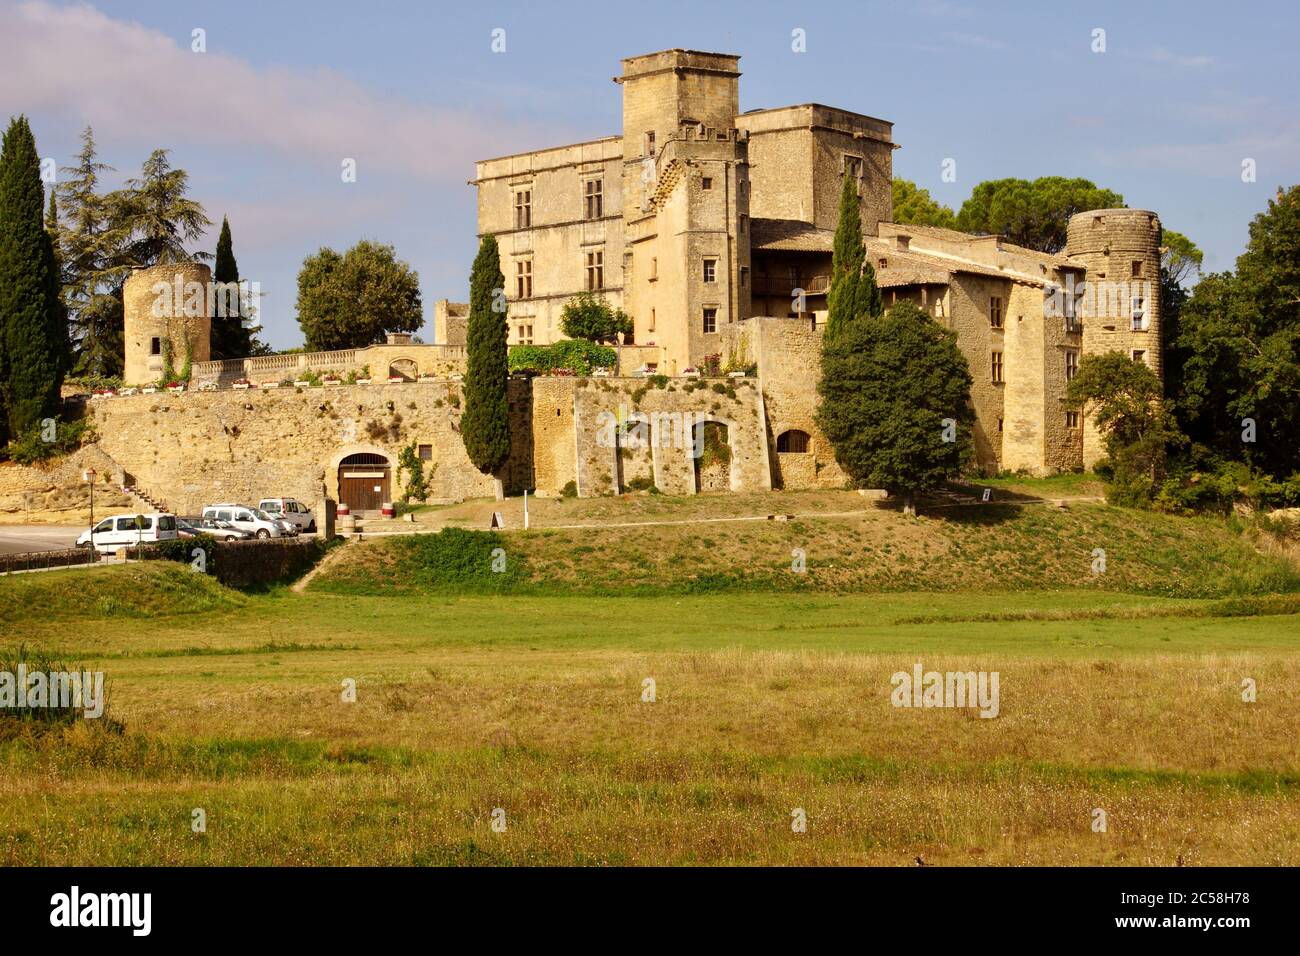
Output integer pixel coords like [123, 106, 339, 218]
[1064, 209, 1162, 468]
[616, 50, 750, 373]
[123, 262, 213, 385]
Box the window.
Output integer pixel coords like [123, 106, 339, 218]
[514, 189, 531, 229]
[1131, 260, 1143, 278]
[644, 130, 655, 156]
[703, 308, 717, 334]
[703, 259, 717, 283]
[515, 259, 532, 299]
[991, 350, 1004, 384]
[1132, 349, 1146, 365]
[1065, 349, 1079, 381]
[740, 267, 749, 288]
[585, 251, 604, 291]
[584, 179, 603, 219]
[650, 257, 658, 280]
[623, 327, 633, 345]
[94, 519, 112, 533]
[701, 177, 713, 190]
[878, 258, 888, 270]
[739, 214, 747, 234]
[1131, 295, 1147, 331]
[990, 296, 1004, 329]
[1066, 411, 1081, 429]
[115, 517, 137, 531]
[158, 516, 176, 531]
[997, 416, 1004, 433]
[416, 445, 432, 461]
[844, 155, 863, 178]
[150, 337, 162, 356]
[777, 430, 810, 453]
[649, 309, 655, 332]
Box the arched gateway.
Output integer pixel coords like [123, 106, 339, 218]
[338, 452, 391, 512]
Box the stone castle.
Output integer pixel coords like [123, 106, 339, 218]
[4, 49, 1164, 516]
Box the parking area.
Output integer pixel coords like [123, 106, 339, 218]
[0, 525, 83, 555]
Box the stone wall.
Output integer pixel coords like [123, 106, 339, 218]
[721, 318, 838, 490]
[570, 374, 769, 497]
[85, 382, 507, 515]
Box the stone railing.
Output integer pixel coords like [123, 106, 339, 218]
[191, 344, 467, 385]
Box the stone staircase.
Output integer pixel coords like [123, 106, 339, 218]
[121, 483, 168, 513]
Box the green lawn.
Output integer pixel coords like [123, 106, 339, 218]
[2, 563, 1298, 866]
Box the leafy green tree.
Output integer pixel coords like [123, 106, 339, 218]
[295, 240, 422, 350]
[0, 116, 65, 441]
[1067, 351, 1185, 506]
[1162, 229, 1203, 287]
[461, 235, 510, 475]
[560, 291, 632, 342]
[1171, 186, 1300, 480]
[956, 177, 1125, 253]
[109, 149, 211, 266]
[825, 174, 882, 340]
[209, 215, 255, 359]
[56, 127, 124, 377]
[816, 301, 973, 515]
[891, 178, 956, 228]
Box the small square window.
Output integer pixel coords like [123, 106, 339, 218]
[1066, 411, 1080, 429]
[1132, 349, 1146, 365]
[701, 177, 713, 190]
[150, 337, 162, 356]
[1131, 260, 1143, 278]
[418, 444, 432, 460]
[703, 259, 717, 283]
[703, 308, 717, 334]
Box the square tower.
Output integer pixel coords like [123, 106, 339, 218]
[617, 50, 751, 373]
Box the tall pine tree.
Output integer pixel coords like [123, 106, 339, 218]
[460, 235, 510, 476]
[0, 116, 64, 441]
[824, 173, 881, 341]
[210, 215, 252, 359]
[58, 126, 123, 378]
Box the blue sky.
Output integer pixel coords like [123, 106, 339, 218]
[4, 0, 1297, 348]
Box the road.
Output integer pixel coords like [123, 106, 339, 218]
[0, 525, 84, 555]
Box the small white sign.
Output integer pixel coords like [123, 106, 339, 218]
[491, 511, 504, 528]
[982, 488, 992, 502]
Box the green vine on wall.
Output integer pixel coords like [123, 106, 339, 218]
[397, 443, 435, 502]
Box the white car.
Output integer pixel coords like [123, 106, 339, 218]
[77, 513, 179, 553]
[201, 504, 284, 539]
[258, 498, 315, 533]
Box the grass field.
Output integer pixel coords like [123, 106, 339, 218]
[2, 489, 1299, 866]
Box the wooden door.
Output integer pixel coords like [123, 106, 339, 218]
[339, 464, 390, 512]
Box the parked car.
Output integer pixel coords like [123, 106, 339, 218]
[201, 504, 284, 539]
[179, 517, 252, 541]
[258, 498, 316, 533]
[77, 513, 179, 553]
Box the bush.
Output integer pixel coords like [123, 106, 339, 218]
[4, 416, 97, 465]
[561, 480, 578, 499]
[508, 339, 617, 376]
[389, 529, 525, 592]
[0, 644, 117, 732]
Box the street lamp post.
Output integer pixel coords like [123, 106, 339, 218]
[83, 468, 96, 529]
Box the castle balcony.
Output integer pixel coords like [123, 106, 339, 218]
[752, 274, 829, 297]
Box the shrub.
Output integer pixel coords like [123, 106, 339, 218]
[561, 480, 578, 498]
[4, 416, 97, 465]
[508, 339, 617, 376]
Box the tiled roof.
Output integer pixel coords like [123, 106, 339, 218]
[750, 218, 835, 252]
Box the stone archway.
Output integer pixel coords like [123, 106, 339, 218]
[327, 444, 394, 510]
[388, 357, 419, 381]
[692, 419, 733, 493]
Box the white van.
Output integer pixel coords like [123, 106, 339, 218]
[77, 513, 179, 553]
[202, 504, 284, 539]
[258, 498, 315, 533]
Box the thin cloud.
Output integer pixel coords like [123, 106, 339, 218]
[0, 0, 563, 181]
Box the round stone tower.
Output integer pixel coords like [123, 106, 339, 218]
[1064, 209, 1162, 467]
[123, 262, 213, 385]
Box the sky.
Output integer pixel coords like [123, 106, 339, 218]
[3, 0, 1297, 349]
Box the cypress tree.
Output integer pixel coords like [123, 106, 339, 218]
[461, 235, 510, 475]
[0, 116, 64, 440]
[825, 173, 882, 341]
[211, 215, 251, 358]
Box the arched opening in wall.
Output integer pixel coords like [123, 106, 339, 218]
[388, 358, 418, 382]
[776, 429, 810, 453]
[338, 453, 391, 513]
[692, 420, 731, 493]
[615, 413, 652, 493]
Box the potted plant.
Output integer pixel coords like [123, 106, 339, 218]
[387, 374, 406, 384]
[259, 380, 279, 389]
[682, 367, 699, 379]
[232, 378, 251, 390]
[417, 373, 436, 383]
[121, 386, 139, 396]
[322, 374, 342, 386]
[142, 384, 158, 394]
[198, 381, 218, 392]
[91, 387, 116, 398]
